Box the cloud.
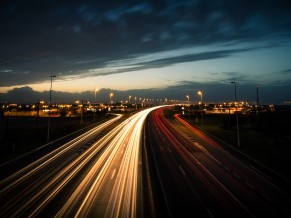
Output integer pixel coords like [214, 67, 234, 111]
[0, 45, 254, 87]
[1, 0, 291, 88]
[281, 69, 291, 74]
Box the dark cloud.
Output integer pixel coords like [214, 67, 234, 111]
[1, 0, 291, 87]
[281, 69, 291, 74]
[0, 46, 255, 86]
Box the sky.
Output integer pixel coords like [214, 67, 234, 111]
[0, 0, 291, 104]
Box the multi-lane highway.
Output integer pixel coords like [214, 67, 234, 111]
[145, 107, 291, 217]
[0, 107, 160, 217]
[1, 105, 290, 217]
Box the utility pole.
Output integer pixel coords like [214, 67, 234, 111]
[0, 106, 3, 140]
[256, 84, 260, 108]
[231, 78, 240, 148]
[186, 95, 190, 120]
[36, 99, 40, 127]
[47, 73, 56, 143]
[94, 88, 98, 122]
[198, 90, 203, 128]
[80, 100, 84, 124]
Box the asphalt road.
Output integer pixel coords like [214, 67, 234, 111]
[0, 107, 162, 217]
[0, 114, 123, 217]
[1, 106, 290, 217]
[145, 107, 291, 217]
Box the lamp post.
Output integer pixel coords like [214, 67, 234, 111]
[110, 93, 113, 111]
[95, 88, 98, 103]
[198, 90, 203, 128]
[256, 84, 260, 112]
[128, 95, 131, 104]
[80, 100, 84, 124]
[231, 78, 240, 148]
[47, 73, 56, 143]
[94, 88, 98, 122]
[186, 95, 190, 120]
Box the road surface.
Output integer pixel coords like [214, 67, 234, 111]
[145, 107, 291, 217]
[0, 107, 160, 217]
[1, 106, 290, 217]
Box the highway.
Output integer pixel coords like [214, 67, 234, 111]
[1, 105, 290, 217]
[0, 107, 160, 217]
[145, 107, 291, 217]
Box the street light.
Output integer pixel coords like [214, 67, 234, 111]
[231, 78, 240, 148]
[94, 88, 98, 122]
[47, 73, 56, 143]
[95, 88, 99, 103]
[186, 95, 190, 119]
[110, 93, 114, 105]
[198, 90, 203, 128]
[256, 84, 260, 111]
[128, 95, 131, 104]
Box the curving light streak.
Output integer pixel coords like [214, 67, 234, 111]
[151, 108, 254, 216]
[56, 106, 164, 218]
[0, 114, 123, 217]
[0, 114, 122, 190]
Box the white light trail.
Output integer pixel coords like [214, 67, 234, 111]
[57, 106, 164, 218]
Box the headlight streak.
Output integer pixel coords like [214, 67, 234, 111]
[57, 106, 163, 218]
[0, 114, 123, 217]
[0, 114, 122, 194]
[32, 116, 135, 217]
[105, 112, 148, 218]
[59, 122, 134, 217]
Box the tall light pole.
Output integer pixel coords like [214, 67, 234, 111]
[110, 93, 113, 106]
[128, 95, 131, 104]
[256, 84, 259, 111]
[198, 90, 203, 128]
[231, 78, 240, 148]
[94, 88, 98, 122]
[95, 88, 99, 103]
[186, 95, 190, 119]
[47, 73, 56, 143]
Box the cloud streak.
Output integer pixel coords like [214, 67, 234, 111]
[0, 46, 255, 86]
[0, 0, 291, 88]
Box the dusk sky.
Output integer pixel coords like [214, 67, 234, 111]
[1, 0, 291, 104]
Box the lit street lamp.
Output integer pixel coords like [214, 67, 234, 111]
[186, 95, 190, 119]
[198, 90, 203, 128]
[231, 78, 240, 148]
[110, 93, 114, 105]
[47, 73, 56, 143]
[95, 88, 99, 103]
[128, 95, 131, 104]
[94, 88, 98, 122]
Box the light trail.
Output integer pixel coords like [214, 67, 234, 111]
[0, 105, 163, 217]
[0, 114, 123, 217]
[0, 114, 122, 194]
[145, 107, 291, 217]
[57, 106, 163, 218]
